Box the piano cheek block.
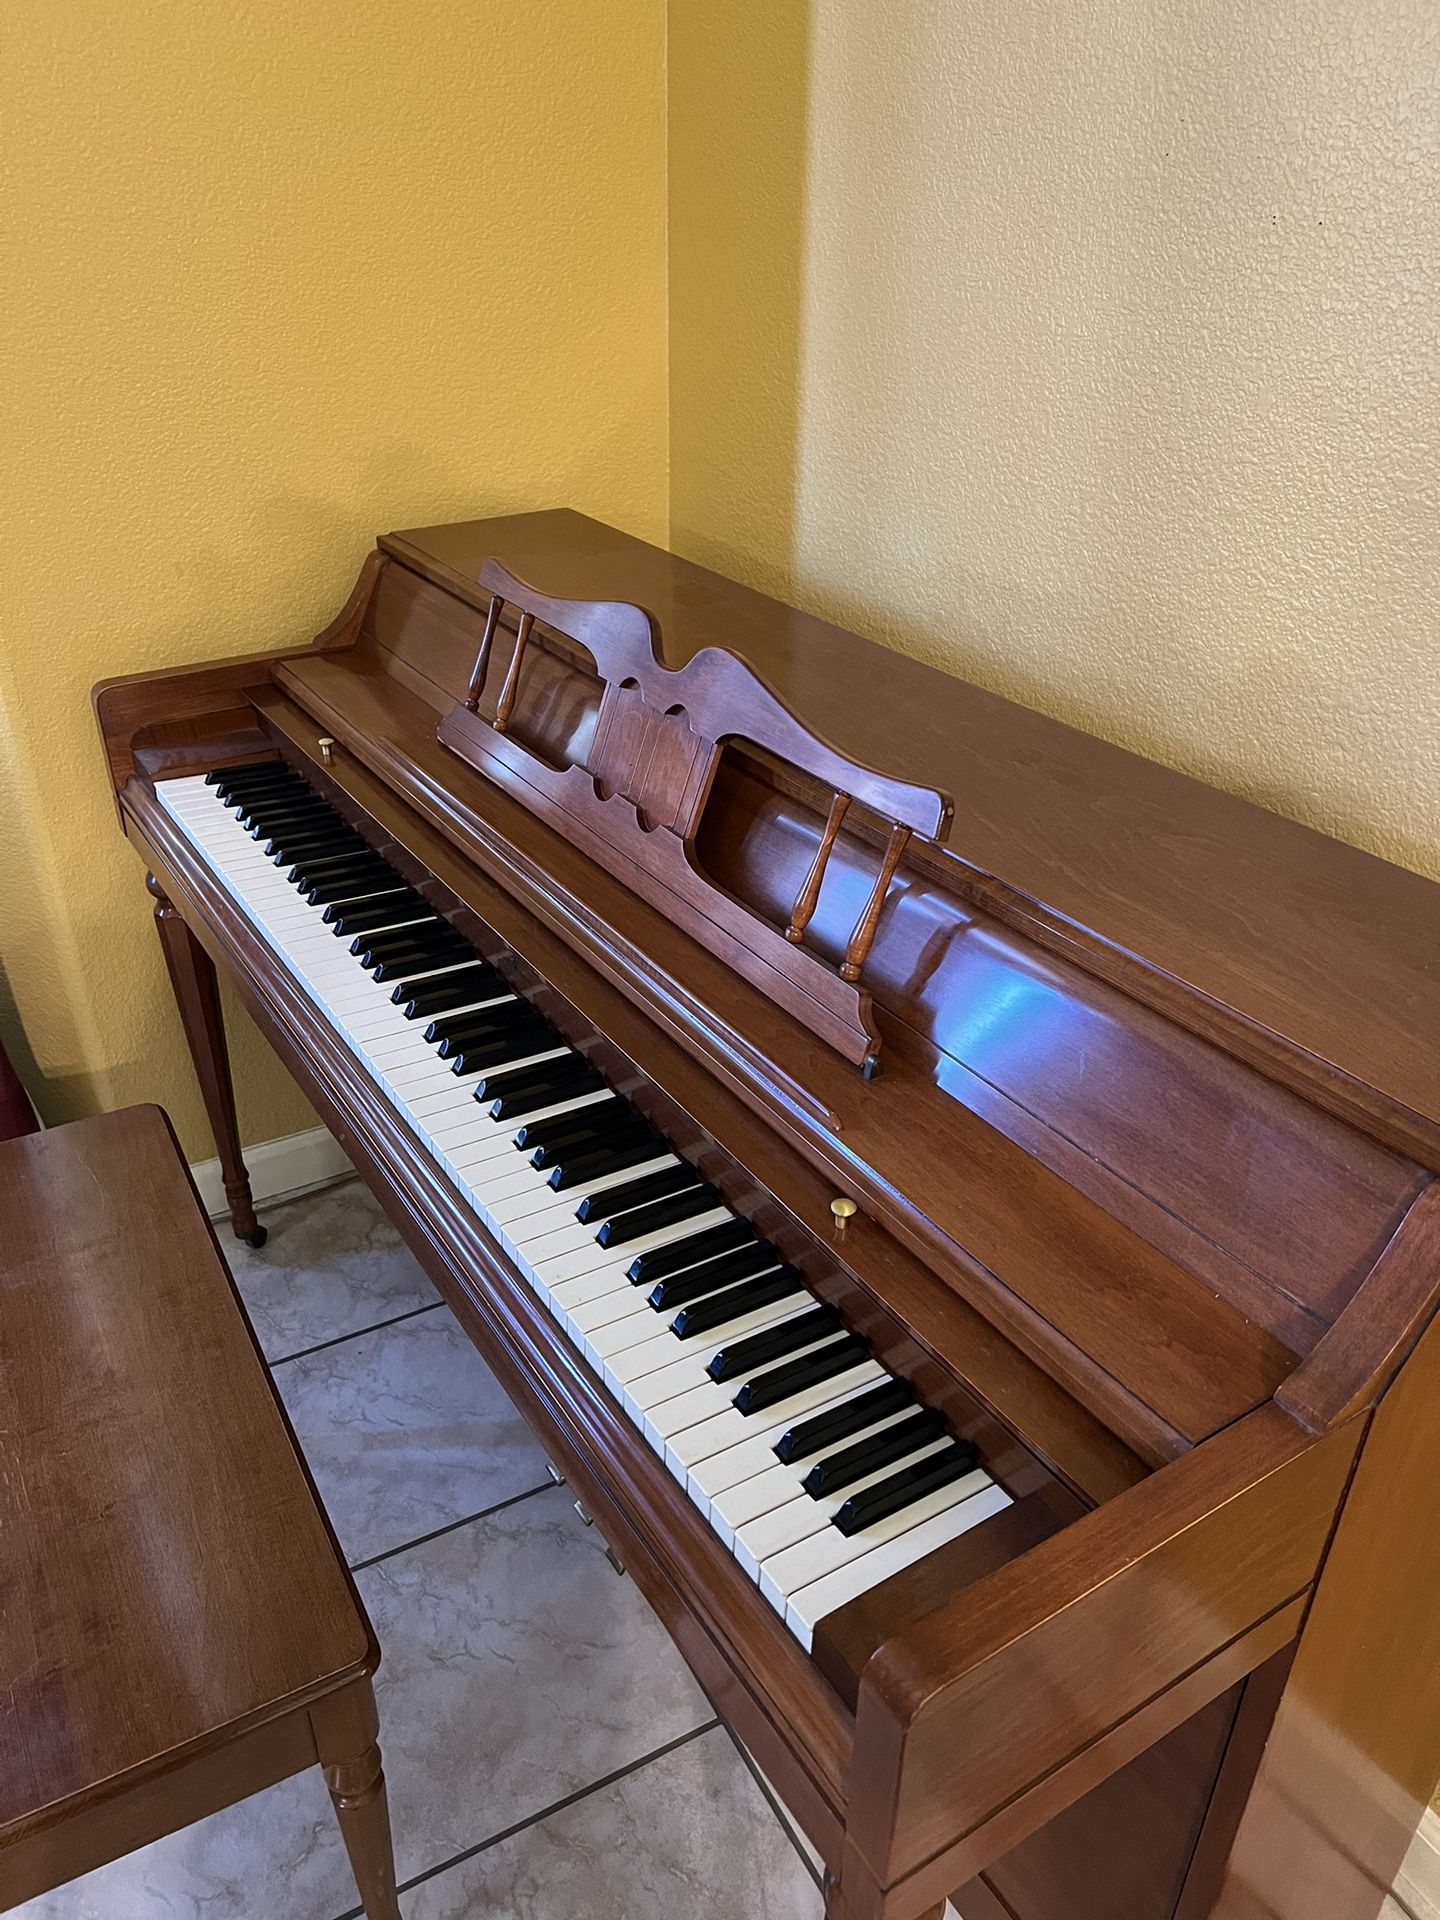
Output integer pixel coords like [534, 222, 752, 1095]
[116, 512, 1436, 1920]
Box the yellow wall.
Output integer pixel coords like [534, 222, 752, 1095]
[5, 1, 1435, 1163]
[670, 0, 1438, 882]
[1, 0, 668, 1153]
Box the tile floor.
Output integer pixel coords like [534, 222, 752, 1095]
[14, 1179, 833, 1920]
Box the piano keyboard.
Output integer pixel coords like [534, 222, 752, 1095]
[157, 762, 1011, 1651]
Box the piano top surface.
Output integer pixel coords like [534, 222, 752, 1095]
[382, 509, 1440, 1138]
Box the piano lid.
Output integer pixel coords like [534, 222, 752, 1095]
[381, 509, 1440, 1146]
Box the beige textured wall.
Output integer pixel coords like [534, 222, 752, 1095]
[1, 0, 668, 1155]
[670, 0, 1438, 880]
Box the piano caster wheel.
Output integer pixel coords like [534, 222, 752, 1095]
[242, 1224, 268, 1249]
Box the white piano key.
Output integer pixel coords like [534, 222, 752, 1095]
[664, 1362, 885, 1481]
[158, 774, 998, 1663]
[640, 1331, 855, 1447]
[784, 1483, 1013, 1650]
[682, 1377, 897, 1513]
[705, 1403, 921, 1546]
[758, 1467, 996, 1613]
[732, 1435, 955, 1580]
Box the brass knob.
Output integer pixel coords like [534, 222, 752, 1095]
[318, 735, 335, 768]
[830, 1196, 858, 1233]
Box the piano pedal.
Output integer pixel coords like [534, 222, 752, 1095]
[570, 1494, 627, 1576]
[544, 1459, 565, 1487]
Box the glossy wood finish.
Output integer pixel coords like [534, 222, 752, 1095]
[384, 510, 1440, 1164]
[439, 559, 953, 1070]
[149, 871, 263, 1245]
[273, 655, 1301, 1463]
[0, 1108, 399, 1920]
[89, 509, 1440, 1920]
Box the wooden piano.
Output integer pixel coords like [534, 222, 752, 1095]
[94, 509, 1440, 1920]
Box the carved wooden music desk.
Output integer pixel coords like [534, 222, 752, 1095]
[91, 509, 1440, 1920]
[0, 1106, 401, 1920]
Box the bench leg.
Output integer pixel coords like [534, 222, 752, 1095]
[312, 1682, 402, 1920]
[147, 874, 265, 1248]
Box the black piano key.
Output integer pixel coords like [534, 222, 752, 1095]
[241, 801, 336, 830]
[355, 922, 456, 963]
[447, 1018, 555, 1070]
[227, 778, 319, 804]
[207, 760, 288, 789]
[800, 1406, 948, 1497]
[472, 1051, 587, 1102]
[669, 1267, 805, 1341]
[595, 1185, 722, 1249]
[324, 894, 415, 932]
[425, 1001, 521, 1046]
[308, 872, 412, 909]
[272, 833, 366, 864]
[486, 1062, 605, 1122]
[707, 1304, 844, 1384]
[731, 1333, 871, 1414]
[374, 947, 479, 986]
[528, 1108, 649, 1169]
[644, 1240, 783, 1308]
[287, 847, 379, 881]
[545, 1132, 667, 1190]
[323, 891, 428, 931]
[395, 965, 502, 1015]
[574, 1163, 696, 1224]
[434, 1004, 530, 1057]
[289, 852, 390, 885]
[625, 1218, 759, 1288]
[514, 1096, 632, 1154]
[239, 791, 331, 818]
[773, 1378, 915, 1465]
[264, 825, 354, 855]
[831, 1438, 981, 1538]
[480, 1052, 591, 1098]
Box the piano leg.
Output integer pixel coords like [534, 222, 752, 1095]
[148, 875, 266, 1248]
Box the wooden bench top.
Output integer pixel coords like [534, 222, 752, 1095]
[0, 1106, 372, 1843]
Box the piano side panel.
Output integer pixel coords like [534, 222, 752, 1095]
[959, 1681, 1242, 1920]
[1212, 1293, 1440, 1920]
[843, 1408, 1360, 1897]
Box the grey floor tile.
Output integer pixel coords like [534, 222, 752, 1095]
[357, 1487, 714, 1884]
[228, 1177, 438, 1360]
[405, 1724, 822, 1920]
[7, 1766, 357, 1920]
[273, 1308, 551, 1565]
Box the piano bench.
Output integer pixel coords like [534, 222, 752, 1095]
[0, 1105, 401, 1920]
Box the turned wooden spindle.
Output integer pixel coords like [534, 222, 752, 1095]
[493, 609, 534, 734]
[463, 592, 505, 713]
[786, 792, 851, 944]
[839, 822, 912, 983]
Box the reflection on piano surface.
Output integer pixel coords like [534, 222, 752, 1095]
[95, 509, 1440, 1920]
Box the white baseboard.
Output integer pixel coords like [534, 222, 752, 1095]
[1397, 1809, 1440, 1920]
[190, 1125, 353, 1221]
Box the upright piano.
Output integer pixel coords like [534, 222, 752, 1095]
[94, 509, 1440, 1920]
